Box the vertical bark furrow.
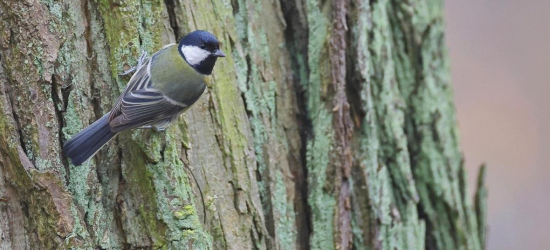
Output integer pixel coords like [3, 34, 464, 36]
[231, 0, 308, 248]
[164, 0, 181, 40]
[330, 0, 353, 249]
[279, 0, 314, 249]
[347, 1, 379, 248]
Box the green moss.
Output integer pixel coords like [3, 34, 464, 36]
[40, 0, 63, 19]
[304, 0, 336, 249]
[306, 112, 335, 250]
[366, 0, 421, 213]
[0, 107, 33, 189]
[146, 130, 212, 249]
[174, 205, 195, 219]
[0, 106, 87, 248]
[273, 172, 297, 248]
[121, 136, 168, 246]
[118, 125, 211, 249]
[96, 0, 142, 91]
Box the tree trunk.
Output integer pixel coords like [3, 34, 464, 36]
[0, 0, 487, 249]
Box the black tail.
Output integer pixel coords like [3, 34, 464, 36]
[63, 112, 117, 166]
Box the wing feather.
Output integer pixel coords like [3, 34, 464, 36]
[109, 88, 186, 132]
[109, 58, 153, 122]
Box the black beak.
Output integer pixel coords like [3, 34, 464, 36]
[213, 49, 226, 57]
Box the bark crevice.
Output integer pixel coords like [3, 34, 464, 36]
[279, 0, 313, 249]
[164, 0, 180, 40]
[330, 0, 353, 248]
[51, 74, 70, 179]
[4, 74, 28, 159]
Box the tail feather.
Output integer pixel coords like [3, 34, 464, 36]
[63, 112, 117, 166]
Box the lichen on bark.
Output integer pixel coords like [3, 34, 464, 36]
[0, 0, 486, 250]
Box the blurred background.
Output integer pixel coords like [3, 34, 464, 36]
[445, 0, 550, 249]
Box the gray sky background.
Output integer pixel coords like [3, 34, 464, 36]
[445, 0, 550, 249]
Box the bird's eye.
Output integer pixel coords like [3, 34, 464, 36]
[200, 44, 206, 49]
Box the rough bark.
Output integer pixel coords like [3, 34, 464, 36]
[0, 0, 487, 250]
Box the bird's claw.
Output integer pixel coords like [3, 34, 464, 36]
[136, 125, 166, 132]
[137, 51, 148, 67]
[153, 126, 166, 132]
[119, 66, 137, 76]
[119, 50, 149, 76]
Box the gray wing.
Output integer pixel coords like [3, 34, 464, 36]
[108, 59, 187, 133]
[109, 89, 186, 132]
[109, 57, 153, 122]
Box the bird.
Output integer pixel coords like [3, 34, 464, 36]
[63, 30, 226, 166]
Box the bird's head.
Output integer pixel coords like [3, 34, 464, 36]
[178, 30, 225, 75]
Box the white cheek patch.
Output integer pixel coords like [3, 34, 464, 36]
[180, 46, 210, 65]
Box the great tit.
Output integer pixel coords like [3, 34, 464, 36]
[63, 30, 225, 166]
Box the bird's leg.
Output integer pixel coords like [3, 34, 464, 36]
[119, 50, 148, 76]
[151, 118, 172, 132]
[136, 124, 166, 132]
[154, 126, 167, 132]
[136, 51, 149, 68]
